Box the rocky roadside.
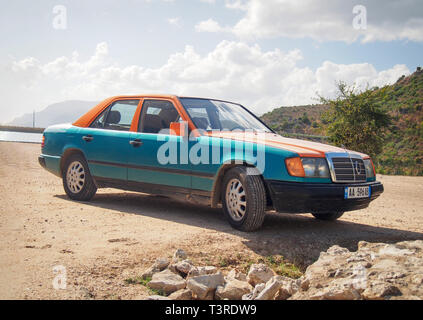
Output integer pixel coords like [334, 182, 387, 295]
[136, 240, 423, 300]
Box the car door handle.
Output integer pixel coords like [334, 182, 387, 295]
[129, 139, 143, 147]
[82, 135, 94, 142]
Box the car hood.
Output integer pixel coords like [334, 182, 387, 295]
[207, 131, 368, 158]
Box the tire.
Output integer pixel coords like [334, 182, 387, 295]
[312, 211, 344, 221]
[221, 166, 266, 232]
[62, 154, 97, 201]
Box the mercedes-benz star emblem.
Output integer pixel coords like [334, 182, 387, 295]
[354, 161, 361, 175]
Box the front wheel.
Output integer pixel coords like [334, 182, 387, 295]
[62, 154, 97, 201]
[312, 211, 344, 221]
[221, 167, 266, 232]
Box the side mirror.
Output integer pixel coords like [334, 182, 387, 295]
[170, 122, 187, 136]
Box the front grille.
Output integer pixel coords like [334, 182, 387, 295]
[331, 157, 366, 182]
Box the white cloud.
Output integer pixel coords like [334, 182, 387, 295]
[315, 61, 410, 98]
[167, 17, 181, 27]
[0, 41, 410, 123]
[224, 0, 248, 10]
[195, 18, 229, 33]
[199, 0, 423, 43]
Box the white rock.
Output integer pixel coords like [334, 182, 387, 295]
[326, 245, 350, 256]
[307, 279, 362, 300]
[187, 273, 225, 300]
[242, 283, 265, 300]
[255, 276, 283, 300]
[225, 269, 248, 282]
[215, 279, 253, 300]
[275, 277, 300, 300]
[187, 266, 218, 278]
[148, 269, 186, 294]
[146, 295, 171, 300]
[173, 249, 187, 261]
[290, 241, 423, 300]
[170, 260, 193, 276]
[361, 282, 402, 300]
[153, 257, 170, 271]
[168, 289, 193, 300]
[141, 266, 160, 280]
[299, 276, 310, 291]
[247, 264, 275, 287]
[141, 257, 170, 279]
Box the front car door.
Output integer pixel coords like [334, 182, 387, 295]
[127, 99, 192, 191]
[76, 99, 140, 182]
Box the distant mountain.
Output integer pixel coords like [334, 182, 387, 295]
[261, 67, 423, 176]
[9, 100, 99, 128]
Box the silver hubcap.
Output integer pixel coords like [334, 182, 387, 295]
[226, 178, 247, 221]
[66, 161, 85, 193]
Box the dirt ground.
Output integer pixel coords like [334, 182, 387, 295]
[1, 141, 422, 300]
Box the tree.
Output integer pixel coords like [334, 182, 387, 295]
[301, 112, 311, 125]
[320, 82, 391, 159]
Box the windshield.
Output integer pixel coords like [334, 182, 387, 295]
[179, 98, 272, 132]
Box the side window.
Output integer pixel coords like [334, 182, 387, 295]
[139, 100, 180, 134]
[187, 107, 211, 130]
[90, 100, 139, 131]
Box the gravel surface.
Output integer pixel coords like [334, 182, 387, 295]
[1, 141, 422, 299]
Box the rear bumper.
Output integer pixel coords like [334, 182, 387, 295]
[266, 180, 384, 214]
[38, 154, 62, 177]
[38, 155, 46, 168]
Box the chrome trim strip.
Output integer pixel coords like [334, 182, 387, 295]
[349, 155, 356, 182]
[326, 157, 337, 182]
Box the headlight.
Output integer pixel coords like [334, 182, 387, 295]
[301, 158, 330, 178]
[285, 157, 330, 178]
[363, 159, 375, 178]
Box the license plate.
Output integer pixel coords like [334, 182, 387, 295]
[344, 186, 371, 199]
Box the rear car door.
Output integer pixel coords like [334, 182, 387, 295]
[127, 99, 192, 190]
[76, 99, 140, 182]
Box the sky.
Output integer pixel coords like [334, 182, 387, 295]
[1, 0, 422, 123]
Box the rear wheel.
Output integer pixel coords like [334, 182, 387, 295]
[62, 154, 97, 201]
[222, 167, 266, 232]
[312, 211, 344, 221]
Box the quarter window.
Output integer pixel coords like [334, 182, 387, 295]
[90, 100, 139, 131]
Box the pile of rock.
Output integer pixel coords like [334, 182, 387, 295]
[291, 240, 423, 300]
[144, 249, 281, 300]
[144, 240, 423, 300]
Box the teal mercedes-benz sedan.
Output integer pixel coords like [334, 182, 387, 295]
[39, 95, 383, 231]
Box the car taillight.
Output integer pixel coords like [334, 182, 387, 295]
[41, 135, 45, 149]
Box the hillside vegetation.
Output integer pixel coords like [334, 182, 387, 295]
[261, 67, 423, 175]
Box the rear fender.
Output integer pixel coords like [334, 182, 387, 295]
[60, 145, 88, 175]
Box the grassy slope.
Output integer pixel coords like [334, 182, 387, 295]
[260, 68, 423, 175]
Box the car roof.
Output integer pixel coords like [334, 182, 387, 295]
[105, 94, 240, 104]
[106, 94, 178, 100]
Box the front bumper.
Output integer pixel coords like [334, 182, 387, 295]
[266, 180, 384, 214]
